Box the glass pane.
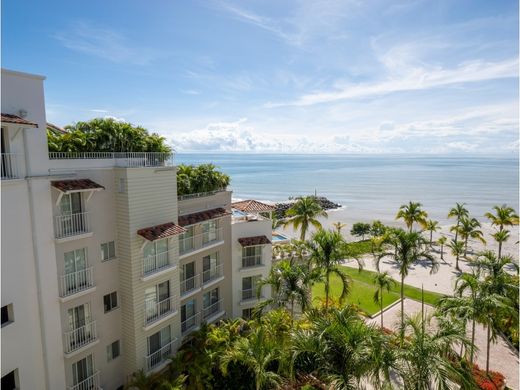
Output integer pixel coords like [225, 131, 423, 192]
[109, 242, 115, 258]
[148, 332, 161, 354]
[144, 242, 155, 258]
[71, 193, 82, 214]
[156, 239, 168, 253]
[60, 194, 71, 215]
[75, 249, 86, 270]
[158, 281, 170, 301]
[101, 243, 108, 260]
[64, 251, 76, 273]
[160, 326, 171, 346]
[242, 277, 252, 290]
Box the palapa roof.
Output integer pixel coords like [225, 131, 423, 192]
[178, 207, 231, 227]
[1, 113, 38, 127]
[137, 222, 186, 241]
[231, 199, 276, 213]
[238, 235, 271, 247]
[51, 179, 105, 193]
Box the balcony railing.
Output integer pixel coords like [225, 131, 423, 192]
[177, 189, 226, 201]
[68, 371, 100, 390]
[242, 255, 263, 268]
[1, 153, 19, 179]
[241, 288, 263, 302]
[142, 250, 175, 277]
[179, 228, 223, 256]
[146, 339, 178, 371]
[180, 274, 200, 296]
[203, 299, 222, 320]
[64, 321, 97, 354]
[55, 212, 91, 239]
[202, 264, 223, 285]
[144, 296, 177, 326]
[60, 267, 95, 297]
[181, 312, 200, 334]
[49, 152, 174, 168]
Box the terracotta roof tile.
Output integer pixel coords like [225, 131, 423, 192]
[137, 222, 186, 241]
[1, 113, 38, 127]
[51, 179, 105, 192]
[238, 235, 271, 247]
[47, 122, 67, 134]
[178, 207, 231, 227]
[232, 199, 276, 213]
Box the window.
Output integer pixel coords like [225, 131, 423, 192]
[107, 340, 120, 361]
[1, 304, 13, 327]
[1, 369, 18, 390]
[203, 288, 220, 319]
[179, 226, 194, 254]
[145, 280, 171, 322]
[242, 246, 263, 267]
[143, 239, 169, 274]
[242, 308, 253, 320]
[181, 300, 197, 332]
[101, 241, 116, 261]
[147, 325, 172, 368]
[202, 252, 220, 283]
[104, 292, 118, 313]
[72, 355, 94, 386]
[202, 220, 218, 243]
[242, 276, 262, 300]
[180, 262, 196, 294]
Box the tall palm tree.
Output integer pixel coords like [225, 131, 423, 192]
[220, 327, 282, 390]
[307, 229, 362, 309]
[456, 217, 486, 257]
[376, 229, 438, 339]
[448, 203, 469, 244]
[398, 312, 474, 389]
[373, 272, 394, 329]
[396, 201, 428, 232]
[332, 221, 346, 234]
[424, 219, 440, 246]
[437, 235, 447, 261]
[485, 204, 519, 232]
[284, 196, 328, 240]
[492, 229, 510, 260]
[448, 239, 464, 271]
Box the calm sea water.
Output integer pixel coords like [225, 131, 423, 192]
[176, 154, 519, 224]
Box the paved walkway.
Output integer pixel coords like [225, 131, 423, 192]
[368, 299, 519, 390]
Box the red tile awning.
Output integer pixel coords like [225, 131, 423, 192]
[51, 179, 105, 193]
[178, 207, 231, 227]
[137, 222, 186, 241]
[1, 113, 38, 127]
[232, 200, 276, 213]
[238, 235, 271, 247]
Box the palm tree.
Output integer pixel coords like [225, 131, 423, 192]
[396, 201, 428, 232]
[456, 217, 486, 257]
[448, 203, 469, 244]
[492, 229, 510, 259]
[220, 327, 282, 390]
[307, 229, 362, 309]
[332, 221, 346, 234]
[424, 219, 440, 246]
[376, 229, 437, 338]
[284, 196, 328, 240]
[485, 204, 519, 232]
[398, 312, 474, 389]
[448, 239, 464, 271]
[437, 235, 447, 261]
[373, 272, 394, 329]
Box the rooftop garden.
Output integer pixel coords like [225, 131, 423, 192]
[177, 163, 230, 196]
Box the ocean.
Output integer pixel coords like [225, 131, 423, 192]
[176, 154, 519, 225]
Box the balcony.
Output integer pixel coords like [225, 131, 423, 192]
[180, 274, 200, 296]
[54, 212, 91, 240]
[64, 321, 98, 354]
[240, 288, 264, 303]
[179, 228, 223, 257]
[1, 153, 19, 179]
[202, 264, 223, 286]
[68, 371, 100, 390]
[181, 312, 201, 335]
[144, 296, 177, 326]
[203, 299, 223, 321]
[142, 249, 176, 278]
[59, 267, 95, 298]
[241, 255, 263, 269]
[49, 152, 174, 168]
[146, 339, 178, 371]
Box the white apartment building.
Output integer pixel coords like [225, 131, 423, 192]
[1, 69, 272, 390]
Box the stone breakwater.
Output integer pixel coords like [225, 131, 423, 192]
[274, 196, 342, 219]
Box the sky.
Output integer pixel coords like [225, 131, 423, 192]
[2, 0, 519, 154]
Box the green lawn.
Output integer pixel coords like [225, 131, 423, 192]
[311, 266, 444, 316]
[345, 240, 373, 257]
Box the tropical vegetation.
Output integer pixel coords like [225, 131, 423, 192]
[284, 196, 328, 240]
[176, 163, 230, 196]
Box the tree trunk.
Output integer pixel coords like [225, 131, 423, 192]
[429, 231, 433, 246]
[440, 244, 444, 260]
[456, 253, 460, 271]
[486, 325, 491, 373]
[464, 237, 468, 257]
[400, 274, 405, 343]
[498, 241, 502, 259]
[291, 298, 295, 325]
[470, 319, 476, 364]
[325, 271, 330, 309]
[454, 219, 459, 244]
[380, 293, 384, 329]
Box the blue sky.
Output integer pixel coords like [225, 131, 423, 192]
[2, 0, 518, 154]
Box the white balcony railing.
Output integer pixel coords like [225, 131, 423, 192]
[180, 274, 200, 296]
[202, 264, 223, 285]
[64, 321, 97, 354]
[242, 255, 263, 268]
[144, 296, 177, 326]
[146, 339, 178, 371]
[177, 189, 226, 201]
[1, 153, 19, 179]
[142, 250, 175, 277]
[241, 288, 263, 302]
[49, 152, 174, 168]
[203, 299, 222, 320]
[181, 312, 200, 334]
[68, 371, 100, 390]
[60, 267, 95, 297]
[55, 212, 91, 239]
[179, 228, 222, 256]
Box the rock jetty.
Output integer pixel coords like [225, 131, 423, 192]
[274, 196, 341, 219]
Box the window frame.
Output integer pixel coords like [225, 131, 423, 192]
[103, 291, 118, 313]
[1, 304, 14, 327]
[107, 340, 121, 362]
[101, 241, 116, 262]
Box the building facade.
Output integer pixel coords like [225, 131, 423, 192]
[1, 69, 272, 390]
